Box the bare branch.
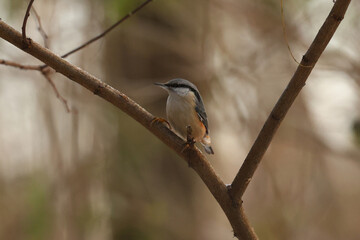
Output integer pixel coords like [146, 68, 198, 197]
[31, 7, 49, 48]
[229, 0, 352, 203]
[0, 0, 352, 238]
[21, 0, 35, 47]
[0, 19, 258, 240]
[61, 0, 153, 58]
[281, 0, 311, 67]
[14, 0, 153, 69]
[0, 59, 41, 70]
[41, 71, 71, 113]
[0, 59, 70, 112]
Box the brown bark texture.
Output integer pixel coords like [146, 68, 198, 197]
[0, 0, 352, 238]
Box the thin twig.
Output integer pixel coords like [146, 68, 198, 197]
[280, 0, 312, 68]
[31, 6, 49, 48]
[0, 59, 41, 70]
[41, 71, 71, 112]
[229, 0, 351, 203]
[21, 0, 35, 47]
[61, 0, 153, 58]
[15, 0, 153, 69]
[0, 59, 70, 112]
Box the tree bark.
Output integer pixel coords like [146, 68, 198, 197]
[0, 0, 352, 238]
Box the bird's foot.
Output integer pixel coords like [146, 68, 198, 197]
[181, 126, 196, 167]
[150, 117, 171, 129]
[181, 138, 195, 153]
[185, 125, 195, 146]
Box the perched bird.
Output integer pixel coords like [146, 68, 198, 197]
[155, 78, 214, 154]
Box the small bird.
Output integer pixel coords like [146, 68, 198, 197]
[155, 78, 214, 154]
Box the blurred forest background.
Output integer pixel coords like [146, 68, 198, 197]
[0, 0, 359, 239]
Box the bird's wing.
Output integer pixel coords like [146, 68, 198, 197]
[195, 103, 209, 134]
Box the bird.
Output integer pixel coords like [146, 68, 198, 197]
[154, 78, 214, 154]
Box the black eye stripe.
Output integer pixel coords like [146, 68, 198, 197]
[165, 83, 190, 89]
[165, 83, 201, 102]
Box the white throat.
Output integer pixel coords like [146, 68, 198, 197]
[170, 87, 190, 97]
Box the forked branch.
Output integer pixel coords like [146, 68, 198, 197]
[0, 0, 352, 238]
[0, 60, 70, 112]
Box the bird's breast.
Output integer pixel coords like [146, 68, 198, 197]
[166, 93, 205, 141]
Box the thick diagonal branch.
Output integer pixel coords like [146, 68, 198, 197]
[0, 20, 256, 240]
[229, 0, 352, 203]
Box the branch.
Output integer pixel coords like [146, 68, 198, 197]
[281, 0, 311, 67]
[21, 0, 34, 47]
[229, 0, 352, 203]
[0, 0, 352, 238]
[0, 19, 257, 239]
[61, 0, 153, 58]
[0, 59, 70, 112]
[31, 6, 49, 48]
[41, 70, 71, 113]
[12, 0, 153, 69]
[0, 59, 41, 70]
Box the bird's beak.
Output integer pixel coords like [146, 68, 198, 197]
[154, 82, 166, 88]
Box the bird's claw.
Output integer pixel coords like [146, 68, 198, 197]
[181, 126, 195, 152]
[151, 117, 171, 129]
[186, 126, 195, 145]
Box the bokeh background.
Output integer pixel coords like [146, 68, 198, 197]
[0, 0, 359, 239]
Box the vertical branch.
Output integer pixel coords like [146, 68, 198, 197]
[229, 0, 352, 203]
[21, 0, 35, 47]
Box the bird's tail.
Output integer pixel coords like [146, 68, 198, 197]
[201, 134, 214, 155]
[203, 145, 214, 154]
